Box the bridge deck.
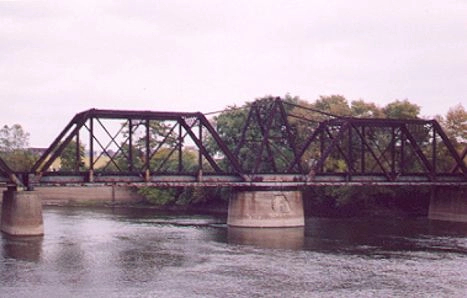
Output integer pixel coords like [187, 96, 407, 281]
[32, 173, 466, 188]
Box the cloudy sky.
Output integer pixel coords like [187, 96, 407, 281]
[1, 0, 466, 147]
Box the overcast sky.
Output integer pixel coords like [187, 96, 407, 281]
[1, 0, 466, 147]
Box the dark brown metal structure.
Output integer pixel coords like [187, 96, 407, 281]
[1, 98, 466, 188]
[30, 109, 243, 186]
[287, 117, 466, 183]
[224, 97, 466, 185]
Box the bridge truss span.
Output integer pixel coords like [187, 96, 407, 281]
[286, 117, 467, 183]
[30, 109, 244, 187]
[216, 97, 466, 185]
[1, 98, 464, 188]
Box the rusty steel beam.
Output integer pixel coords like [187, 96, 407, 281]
[33, 173, 467, 188]
[15, 101, 466, 188]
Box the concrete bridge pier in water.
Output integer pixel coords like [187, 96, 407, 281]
[227, 190, 305, 228]
[1, 189, 44, 236]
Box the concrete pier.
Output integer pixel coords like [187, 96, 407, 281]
[1, 190, 44, 236]
[227, 190, 304, 227]
[428, 186, 467, 223]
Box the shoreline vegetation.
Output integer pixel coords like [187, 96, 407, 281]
[39, 185, 431, 219]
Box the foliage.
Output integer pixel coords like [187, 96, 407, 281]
[211, 95, 303, 172]
[0, 149, 38, 172]
[0, 124, 38, 171]
[0, 124, 30, 152]
[138, 186, 225, 206]
[439, 104, 467, 148]
[312, 95, 352, 118]
[138, 187, 177, 205]
[60, 140, 86, 171]
[382, 99, 420, 119]
[350, 99, 385, 118]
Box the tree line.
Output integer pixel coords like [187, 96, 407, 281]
[210, 95, 466, 215]
[1, 95, 465, 214]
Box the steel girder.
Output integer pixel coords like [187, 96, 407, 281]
[287, 117, 467, 182]
[11, 100, 467, 188]
[30, 109, 243, 188]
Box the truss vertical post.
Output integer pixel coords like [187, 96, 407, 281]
[319, 128, 325, 173]
[128, 119, 133, 172]
[391, 126, 396, 175]
[348, 123, 353, 172]
[432, 123, 437, 175]
[198, 119, 202, 172]
[361, 125, 365, 173]
[178, 121, 183, 173]
[88, 117, 94, 182]
[145, 119, 150, 181]
[400, 125, 405, 175]
[75, 131, 80, 172]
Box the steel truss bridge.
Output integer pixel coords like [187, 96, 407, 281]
[1, 98, 466, 189]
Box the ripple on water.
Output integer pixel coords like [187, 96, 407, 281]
[1, 207, 467, 297]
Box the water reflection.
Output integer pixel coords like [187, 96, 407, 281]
[1, 207, 467, 297]
[1, 234, 43, 261]
[228, 227, 305, 250]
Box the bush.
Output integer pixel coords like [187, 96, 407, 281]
[137, 187, 176, 205]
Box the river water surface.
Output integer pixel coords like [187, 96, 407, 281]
[1, 207, 467, 297]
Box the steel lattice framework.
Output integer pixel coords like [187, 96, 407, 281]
[221, 97, 467, 185]
[1, 98, 466, 188]
[29, 109, 244, 186]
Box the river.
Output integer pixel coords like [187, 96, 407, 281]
[1, 206, 467, 297]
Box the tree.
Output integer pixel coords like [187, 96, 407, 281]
[350, 99, 384, 118]
[383, 99, 420, 119]
[312, 95, 352, 118]
[0, 150, 37, 172]
[0, 124, 37, 171]
[60, 140, 85, 171]
[0, 124, 30, 152]
[211, 95, 301, 172]
[441, 104, 467, 148]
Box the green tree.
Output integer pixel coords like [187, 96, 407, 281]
[0, 124, 37, 171]
[441, 104, 467, 148]
[0, 124, 30, 152]
[312, 95, 352, 118]
[60, 140, 85, 171]
[383, 99, 420, 119]
[211, 95, 300, 172]
[350, 99, 384, 118]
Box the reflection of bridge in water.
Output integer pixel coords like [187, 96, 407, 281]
[1, 98, 466, 235]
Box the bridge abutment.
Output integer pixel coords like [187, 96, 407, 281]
[227, 190, 305, 227]
[1, 190, 44, 236]
[428, 186, 467, 223]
